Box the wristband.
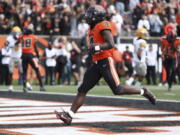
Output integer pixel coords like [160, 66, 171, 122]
[95, 45, 100, 51]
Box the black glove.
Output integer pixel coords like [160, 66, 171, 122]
[88, 44, 101, 54]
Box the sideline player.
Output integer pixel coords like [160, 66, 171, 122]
[21, 27, 45, 92]
[54, 5, 156, 125]
[125, 28, 148, 88]
[5, 26, 23, 91]
[161, 27, 180, 90]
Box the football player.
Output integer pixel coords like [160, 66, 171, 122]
[5, 26, 23, 91]
[161, 26, 180, 90]
[125, 28, 148, 88]
[21, 27, 45, 92]
[54, 5, 156, 125]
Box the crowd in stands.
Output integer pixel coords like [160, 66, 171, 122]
[1, 0, 180, 88]
[0, 0, 180, 36]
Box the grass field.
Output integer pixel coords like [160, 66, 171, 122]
[1, 84, 180, 101]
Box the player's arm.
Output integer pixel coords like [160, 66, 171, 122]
[100, 29, 115, 50]
[34, 41, 40, 58]
[89, 29, 114, 53]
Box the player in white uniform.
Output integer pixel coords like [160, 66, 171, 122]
[5, 26, 23, 91]
[126, 28, 148, 88]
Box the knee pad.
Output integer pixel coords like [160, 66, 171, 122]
[113, 84, 123, 95]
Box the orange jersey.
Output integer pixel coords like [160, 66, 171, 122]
[161, 37, 180, 57]
[21, 34, 38, 54]
[89, 20, 114, 61]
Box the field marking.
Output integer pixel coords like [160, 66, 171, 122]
[0, 97, 180, 135]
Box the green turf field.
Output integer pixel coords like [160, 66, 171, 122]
[1, 84, 180, 101]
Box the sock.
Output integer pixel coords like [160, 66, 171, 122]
[126, 77, 134, 85]
[68, 110, 75, 118]
[140, 88, 144, 95]
[134, 81, 141, 88]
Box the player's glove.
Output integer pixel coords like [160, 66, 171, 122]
[88, 44, 101, 54]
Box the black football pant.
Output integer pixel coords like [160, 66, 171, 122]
[78, 57, 120, 94]
[163, 56, 176, 88]
[146, 65, 156, 85]
[0, 64, 10, 85]
[125, 62, 133, 77]
[22, 53, 43, 88]
[45, 66, 55, 85]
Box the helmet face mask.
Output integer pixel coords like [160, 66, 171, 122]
[84, 5, 106, 28]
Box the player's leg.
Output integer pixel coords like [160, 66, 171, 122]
[49, 67, 54, 85]
[168, 57, 176, 90]
[8, 58, 15, 91]
[103, 57, 156, 104]
[30, 57, 45, 91]
[146, 66, 151, 85]
[55, 63, 102, 125]
[164, 57, 174, 90]
[134, 62, 147, 88]
[22, 55, 29, 92]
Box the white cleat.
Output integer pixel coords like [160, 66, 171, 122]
[8, 85, 13, 91]
[26, 82, 33, 91]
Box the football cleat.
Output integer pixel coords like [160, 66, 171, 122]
[40, 87, 46, 91]
[8, 85, 13, 91]
[26, 82, 33, 91]
[142, 88, 156, 105]
[54, 110, 72, 125]
[23, 87, 28, 93]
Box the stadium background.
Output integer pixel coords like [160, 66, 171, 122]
[0, 36, 161, 80]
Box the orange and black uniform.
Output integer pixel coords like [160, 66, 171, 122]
[161, 37, 180, 88]
[78, 21, 121, 94]
[21, 34, 44, 89]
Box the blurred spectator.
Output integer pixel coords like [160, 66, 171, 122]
[0, 0, 179, 36]
[149, 10, 163, 37]
[43, 42, 57, 85]
[61, 37, 73, 85]
[54, 36, 68, 85]
[60, 13, 71, 35]
[34, 16, 43, 34]
[129, 0, 140, 12]
[108, 5, 123, 43]
[0, 44, 11, 85]
[132, 4, 145, 29]
[115, 0, 125, 15]
[77, 19, 89, 37]
[53, 17, 61, 35]
[70, 41, 81, 85]
[122, 46, 133, 80]
[146, 44, 157, 85]
[137, 15, 150, 31]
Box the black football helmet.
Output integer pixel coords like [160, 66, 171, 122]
[84, 5, 106, 28]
